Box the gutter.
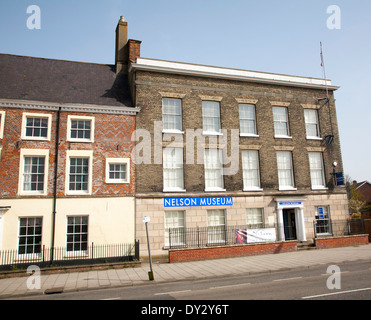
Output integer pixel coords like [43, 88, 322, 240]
[51, 106, 61, 262]
[130, 60, 340, 91]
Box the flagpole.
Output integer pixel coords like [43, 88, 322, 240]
[320, 42, 334, 144]
[320, 42, 330, 101]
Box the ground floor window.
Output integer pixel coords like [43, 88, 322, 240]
[164, 211, 185, 246]
[207, 209, 226, 243]
[315, 206, 331, 235]
[66, 216, 88, 253]
[246, 208, 264, 228]
[18, 217, 42, 255]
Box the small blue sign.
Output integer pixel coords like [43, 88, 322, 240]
[278, 202, 302, 206]
[318, 207, 324, 219]
[336, 173, 344, 186]
[164, 196, 233, 208]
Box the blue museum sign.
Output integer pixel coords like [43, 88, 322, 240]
[164, 196, 233, 208]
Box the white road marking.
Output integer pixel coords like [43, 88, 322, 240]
[154, 290, 191, 296]
[273, 277, 302, 282]
[210, 283, 251, 290]
[302, 287, 371, 299]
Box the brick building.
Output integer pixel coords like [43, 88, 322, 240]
[0, 16, 350, 262]
[0, 31, 140, 256]
[123, 24, 349, 258]
[353, 181, 371, 207]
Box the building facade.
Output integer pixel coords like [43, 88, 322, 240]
[0, 50, 139, 257]
[129, 55, 348, 258]
[0, 16, 349, 263]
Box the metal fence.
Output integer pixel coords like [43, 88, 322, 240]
[0, 241, 140, 271]
[314, 219, 368, 238]
[168, 224, 275, 249]
[169, 219, 371, 250]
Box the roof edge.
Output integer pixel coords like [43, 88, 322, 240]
[0, 99, 140, 115]
[131, 57, 340, 91]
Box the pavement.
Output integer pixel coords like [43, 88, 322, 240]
[1, 244, 371, 299]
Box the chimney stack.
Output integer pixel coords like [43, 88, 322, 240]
[115, 16, 142, 74]
[115, 16, 128, 74]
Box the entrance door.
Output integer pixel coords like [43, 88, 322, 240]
[283, 209, 297, 240]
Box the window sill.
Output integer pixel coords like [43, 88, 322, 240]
[205, 188, 226, 192]
[163, 188, 186, 193]
[306, 136, 322, 141]
[21, 137, 50, 142]
[162, 129, 184, 135]
[311, 187, 328, 191]
[67, 139, 94, 143]
[202, 131, 223, 136]
[274, 135, 292, 139]
[240, 133, 259, 138]
[278, 187, 297, 191]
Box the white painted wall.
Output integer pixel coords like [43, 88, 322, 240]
[0, 197, 135, 251]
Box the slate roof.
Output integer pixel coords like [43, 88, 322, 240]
[0, 53, 133, 107]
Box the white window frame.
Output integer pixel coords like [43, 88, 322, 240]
[17, 217, 43, 258]
[273, 107, 291, 138]
[276, 151, 296, 191]
[66, 215, 89, 255]
[105, 158, 130, 184]
[242, 150, 262, 191]
[163, 147, 185, 192]
[239, 104, 258, 137]
[204, 149, 225, 192]
[162, 98, 183, 134]
[202, 101, 222, 135]
[67, 115, 95, 143]
[18, 149, 49, 196]
[65, 150, 93, 195]
[308, 152, 327, 190]
[304, 109, 321, 140]
[207, 209, 226, 244]
[164, 211, 185, 247]
[0, 110, 5, 139]
[246, 208, 264, 228]
[21, 112, 52, 141]
[315, 206, 331, 236]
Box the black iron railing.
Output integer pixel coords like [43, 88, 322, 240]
[0, 240, 140, 270]
[168, 224, 276, 249]
[313, 219, 368, 238]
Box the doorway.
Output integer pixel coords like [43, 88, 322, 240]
[283, 209, 297, 240]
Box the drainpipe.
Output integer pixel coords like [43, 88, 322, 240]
[51, 106, 61, 263]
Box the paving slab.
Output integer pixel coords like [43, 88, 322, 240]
[0, 244, 370, 298]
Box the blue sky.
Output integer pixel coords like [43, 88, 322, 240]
[1, 0, 370, 182]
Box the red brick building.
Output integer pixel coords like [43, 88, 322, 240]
[0, 31, 139, 257]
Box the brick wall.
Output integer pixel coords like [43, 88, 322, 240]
[314, 235, 369, 249]
[134, 70, 345, 194]
[128, 40, 141, 63]
[0, 107, 136, 198]
[169, 241, 297, 263]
